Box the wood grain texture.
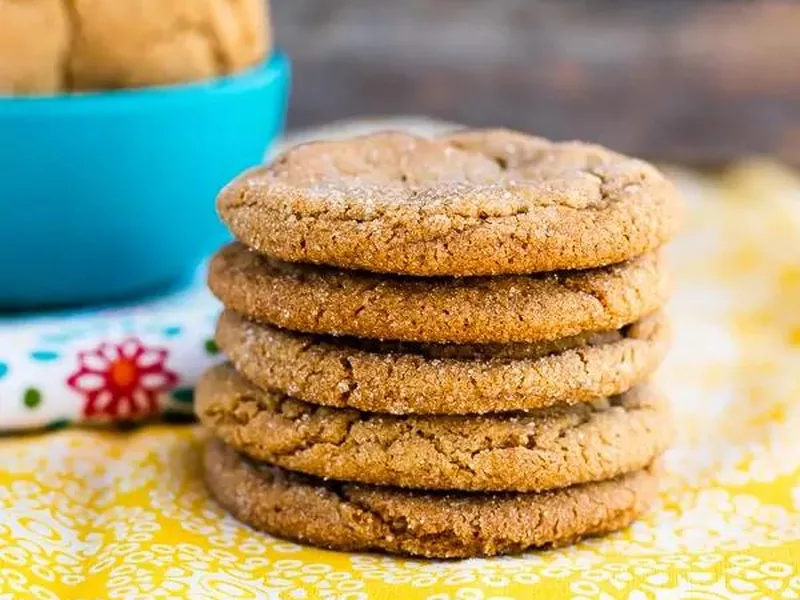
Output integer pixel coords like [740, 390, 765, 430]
[273, 0, 800, 165]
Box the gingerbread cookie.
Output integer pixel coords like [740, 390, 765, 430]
[217, 129, 681, 276]
[204, 439, 658, 558]
[208, 243, 669, 344]
[197, 365, 672, 492]
[215, 310, 667, 414]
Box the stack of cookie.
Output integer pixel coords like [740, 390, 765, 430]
[199, 129, 682, 558]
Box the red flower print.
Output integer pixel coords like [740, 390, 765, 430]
[67, 338, 178, 419]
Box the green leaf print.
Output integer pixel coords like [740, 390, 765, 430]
[23, 388, 42, 409]
[172, 388, 194, 404]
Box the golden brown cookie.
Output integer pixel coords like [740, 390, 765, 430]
[0, 0, 70, 94]
[70, 0, 271, 90]
[204, 439, 659, 558]
[216, 309, 668, 414]
[0, 0, 271, 94]
[209, 243, 669, 343]
[218, 129, 681, 276]
[197, 364, 672, 492]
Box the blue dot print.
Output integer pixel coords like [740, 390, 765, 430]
[30, 351, 59, 362]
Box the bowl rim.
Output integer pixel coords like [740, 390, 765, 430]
[0, 51, 289, 111]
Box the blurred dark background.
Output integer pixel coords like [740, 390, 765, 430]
[273, 0, 800, 167]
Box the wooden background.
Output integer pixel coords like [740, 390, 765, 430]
[273, 0, 800, 166]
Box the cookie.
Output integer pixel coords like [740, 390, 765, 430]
[217, 129, 681, 276]
[0, 0, 70, 94]
[215, 310, 667, 414]
[204, 439, 658, 558]
[197, 364, 672, 492]
[0, 0, 271, 94]
[69, 0, 271, 91]
[208, 243, 669, 344]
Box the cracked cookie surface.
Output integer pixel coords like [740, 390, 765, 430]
[0, 0, 270, 94]
[209, 242, 670, 343]
[204, 438, 658, 558]
[197, 364, 672, 492]
[218, 129, 681, 276]
[216, 309, 668, 414]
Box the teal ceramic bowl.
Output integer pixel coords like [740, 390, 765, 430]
[0, 53, 290, 309]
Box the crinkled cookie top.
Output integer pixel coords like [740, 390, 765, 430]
[219, 129, 682, 275]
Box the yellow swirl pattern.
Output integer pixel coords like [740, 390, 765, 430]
[2, 161, 800, 599]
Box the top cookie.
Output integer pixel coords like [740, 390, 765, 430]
[218, 129, 681, 276]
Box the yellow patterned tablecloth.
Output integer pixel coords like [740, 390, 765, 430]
[3, 162, 800, 600]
